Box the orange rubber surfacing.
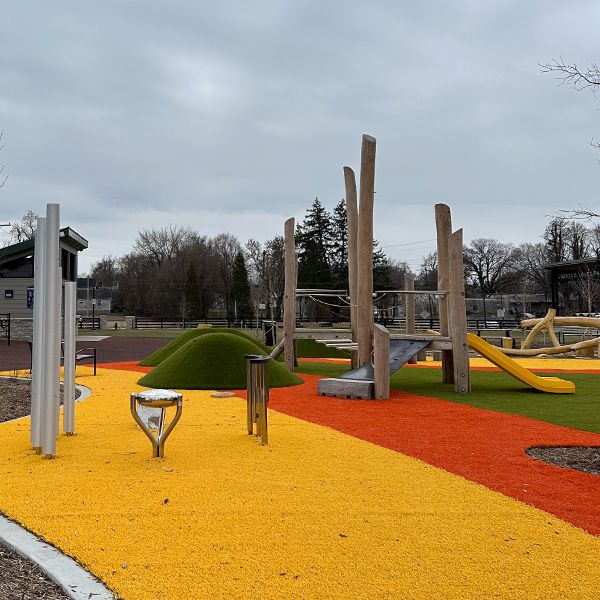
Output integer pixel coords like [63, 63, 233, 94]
[265, 373, 600, 535]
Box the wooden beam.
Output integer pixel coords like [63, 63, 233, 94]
[435, 203, 454, 383]
[344, 166, 359, 369]
[405, 273, 417, 364]
[357, 134, 376, 366]
[448, 229, 470, 393]
[373, 324, 390, 399]
[284, 218, 296, 371]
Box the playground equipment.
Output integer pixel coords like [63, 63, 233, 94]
[245, 354, 270, 445]
[130, 389, 183, 458]
[30, 204, 77, 457]
[275, 134, 576, 398]
[500, 309, 600, 357]
[275, 134, 471, 399]
[466, 334, 575, 393]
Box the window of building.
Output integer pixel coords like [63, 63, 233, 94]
[0, 255, 34, 278]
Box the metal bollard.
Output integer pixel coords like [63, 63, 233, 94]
[245, 354, 270, 445]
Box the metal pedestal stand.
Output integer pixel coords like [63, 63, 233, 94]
[245, 354, 270, 445]
[131, 389, 183, 458]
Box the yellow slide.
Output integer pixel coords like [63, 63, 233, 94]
[466, 333, 576, 394]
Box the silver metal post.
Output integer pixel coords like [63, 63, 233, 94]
[245, 355, 270, 444]
[63, 282, 76, 434]
[31, 217, 46, 453]
[41, 204, 60, 458]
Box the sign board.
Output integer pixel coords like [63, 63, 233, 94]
[26, 287, 34, 309]
[4, 289, 13, 299]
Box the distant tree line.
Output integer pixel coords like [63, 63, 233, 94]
[6, 204, 600, 319]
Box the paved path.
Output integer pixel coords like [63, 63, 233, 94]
[0, 337, 169, 371]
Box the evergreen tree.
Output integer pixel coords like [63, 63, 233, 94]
[183, 262, 203, 319]
[330, 199, 348, 289]
[296, 197, 333, 288]
[231, 252, 253, 324]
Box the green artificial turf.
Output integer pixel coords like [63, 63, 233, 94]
[295, 339, 350, 359]
[138, 333, 303, 390]
[140, 328, 272, 366]
[296, 362, 600, 435]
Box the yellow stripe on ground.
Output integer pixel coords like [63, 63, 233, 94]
[0, 368, 599, 599]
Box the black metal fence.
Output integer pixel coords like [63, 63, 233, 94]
[130, 315, 524, 332]
[0, 313, 10, 345]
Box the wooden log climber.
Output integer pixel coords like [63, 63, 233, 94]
[435, 203, 454, 383]
[448, 228, 470, 393]
[283, 217, 296, 371]
[344, 166, 359, 369]
[357, 134, 376, 367]
[499, 309, 600, 356]
[405, 273, 417, 364]
[373, 323, 390, 399]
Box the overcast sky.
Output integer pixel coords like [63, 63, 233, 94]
[1, 0, 600, 273]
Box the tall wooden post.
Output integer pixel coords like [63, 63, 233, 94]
[344, 166, 359, 368]
[435, 203, 454, 383]
[405, 273, 417, 364]
[357, 134, 376, 367]
[448, 229, 470, 393]
[283, 218, 296, 371]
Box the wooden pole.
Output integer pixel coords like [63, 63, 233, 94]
[373, 324, 390, 399]
[344, 166, 359, 368]
[435, 203, 454, 383]
[283, 218, 296, 371]
[405, 273, 417, 364]
[357, 134, 376, 366]
[448, 229, 470, 393]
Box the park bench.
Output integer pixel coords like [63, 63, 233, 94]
[28, 342, 97, 375]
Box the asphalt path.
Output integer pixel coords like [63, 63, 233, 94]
[0, 337, 169, 372]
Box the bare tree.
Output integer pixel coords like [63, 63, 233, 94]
[573, 265, 600, 313]
[541, 58, 600, 92]
[566, 221, 589, 259]
[0, 131, 7, 190]
[543, 218, 568, 262]
[9, 209, 38, 243]
[134, 225, 197, 268]
[463, 239, 518, 294]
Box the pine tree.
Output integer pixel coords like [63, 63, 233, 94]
[231, 252, 253, 325]
[183, 262, 203, 319]
[296, 197, 333, 288]
[330, 199, 348, 289]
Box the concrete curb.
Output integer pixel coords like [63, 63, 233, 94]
[0, 515, 115, 600]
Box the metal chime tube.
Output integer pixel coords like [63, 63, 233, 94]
[246, 355, 255, 435]
[63, 281, 76, 434]
[41, 203, 61, 457]
[30, 217, 46, 452]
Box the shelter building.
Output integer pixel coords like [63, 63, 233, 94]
[544, 257, 600, 315]
[0, 228, 88, 319]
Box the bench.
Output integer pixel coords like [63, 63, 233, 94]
[28, 342, 97, 375]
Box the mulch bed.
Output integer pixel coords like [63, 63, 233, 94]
[527, 445, 600, 476]
[0, 377, 76, 600]
[0, 542, 71, 600]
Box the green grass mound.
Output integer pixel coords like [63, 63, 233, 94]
[140, 328, 272, 367]
[295, 338, 350, 359]
[138, 333, 303, 390]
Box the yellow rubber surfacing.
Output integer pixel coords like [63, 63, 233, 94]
[0, 368, 599, 599]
